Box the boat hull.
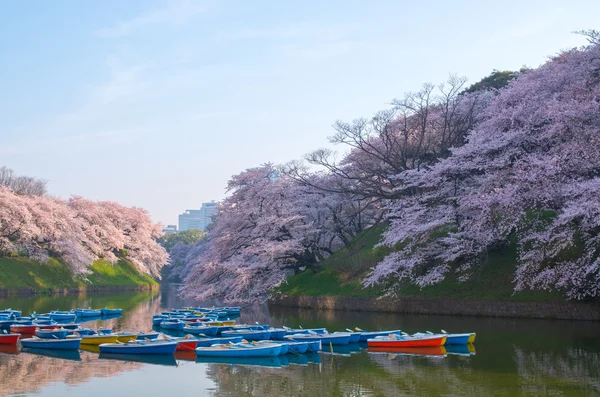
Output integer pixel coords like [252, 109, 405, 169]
[175, 340, 198, 351]
[10, 325, 37, 334]
[445, 333, 472, 345]
[21, 338, 81, 350]
[367, 335, 447, 348]
[72, 335, 120, 345]
[99, 341, 178, 355]
[0, 334, 20, 345]
[195, 344, 282, 357]
[35, 330, 68, 339]
[196, 336, 243, 347]
[221, 330, 271, 341]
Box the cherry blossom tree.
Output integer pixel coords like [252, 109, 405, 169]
[368, 40, 600, 299]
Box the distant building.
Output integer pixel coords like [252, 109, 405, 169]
[178, 201, 219, 232]
[162, 225, 178, 235]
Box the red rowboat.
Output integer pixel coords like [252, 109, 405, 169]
[0, 333, 21, 345]
[175, 340, 198, 351]
[367, 334, 447, 348]
[10, 324, 37, 334]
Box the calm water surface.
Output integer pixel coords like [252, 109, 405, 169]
[1, 285, 599, 397]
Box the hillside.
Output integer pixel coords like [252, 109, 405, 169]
[275, 225, 565, 302]
[0, 257, 157, 293]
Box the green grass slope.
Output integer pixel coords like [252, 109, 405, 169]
[276, 226, 563, 302]
[0, 257, 157, 291]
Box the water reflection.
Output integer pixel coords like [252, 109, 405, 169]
[0, 285, 599, 397]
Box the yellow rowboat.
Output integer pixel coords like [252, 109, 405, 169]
[116, 334, 138, 343]
[68, 334, 119, 345]
[468, 333, 476, 344]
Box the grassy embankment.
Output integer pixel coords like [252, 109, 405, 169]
[275, 225, 564, 302]
[0, 256, 157, 292]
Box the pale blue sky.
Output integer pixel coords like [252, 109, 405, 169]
[0, 0, 597, 225]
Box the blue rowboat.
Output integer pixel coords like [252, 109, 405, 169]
[101, 308, 123, 316]
[55, 323, 80, 330]
[183, 325, 218, 336]
[341, 331, 361, 343]
[75, 309, 102, 318]
[20, 337, 81, 350]
[136, 332, 160, 340]
[160, 320, 185, 331]
[196, 343, 282, 357]
[0, 309, 21, 317]
[99, 340, 177, 355]
[196, 336, 243, 347]
[221, 329, 271, 341]
[0, 319, 15, 329]
[358, 330, 402, 342]
[252, 341, 289, 355]
[50, 312, 76, 322]
[444, 333, 473, 345]
[66, 328, 94, 336]
[283, 327, 327, 336]
[288, 332, 351, 345]
[152, 315, 169, 325]
[283, 341, 309, 354]
[35, 329, 68, 339]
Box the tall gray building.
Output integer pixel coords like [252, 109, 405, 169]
[178, 201, 218, 232]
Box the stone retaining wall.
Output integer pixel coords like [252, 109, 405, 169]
[269, 294, 600, 321]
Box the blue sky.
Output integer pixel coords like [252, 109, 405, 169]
[1, 0, 598, 225]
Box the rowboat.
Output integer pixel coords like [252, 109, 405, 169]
[50, 311, 77, 322]
[99, 340, 178, 355]
[74, 308, 102, 318]
[287, 332, 351, 345]
[468, 333, 476, 343]
[251, 341, 289, 355]
[282, 341, 309, 354]
[196, 336, 244, 347]
[160, 320, 185, 331]
[221, 329, 271, 341]
[0, 309, 21, 317]
[283, 327, 327, 336]
[68, 334, 119, 345]
[342, 330, 361, 343]
[113, 332, 138, 343]
[0, 333, 20, 345]
[152, 315, 169, 325]
[56, 323, 80, 330]
[35, 323, 61, 330]
[101, 308, 123, 316]
[0, 319, 15, 329]
[183, 325, 219, 336]
[35, 329, 68, 339]
[195, 343, 283, 357]
[163, 337, 199, 351]
[136, 332, 160, 340]
[357, 330, 402, 342]
[415, 331, 476, 345]
[10, 324, 37, 334]
[21, 337, 82, 350]
[367, 334, 447, 348]
[66, 328, 95, 336]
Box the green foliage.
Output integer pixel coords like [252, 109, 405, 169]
[0, 257, 157, 291]
[276, 225, 564, 302]
[158, 229, 205, 251]
[463, 70, 518, 93]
